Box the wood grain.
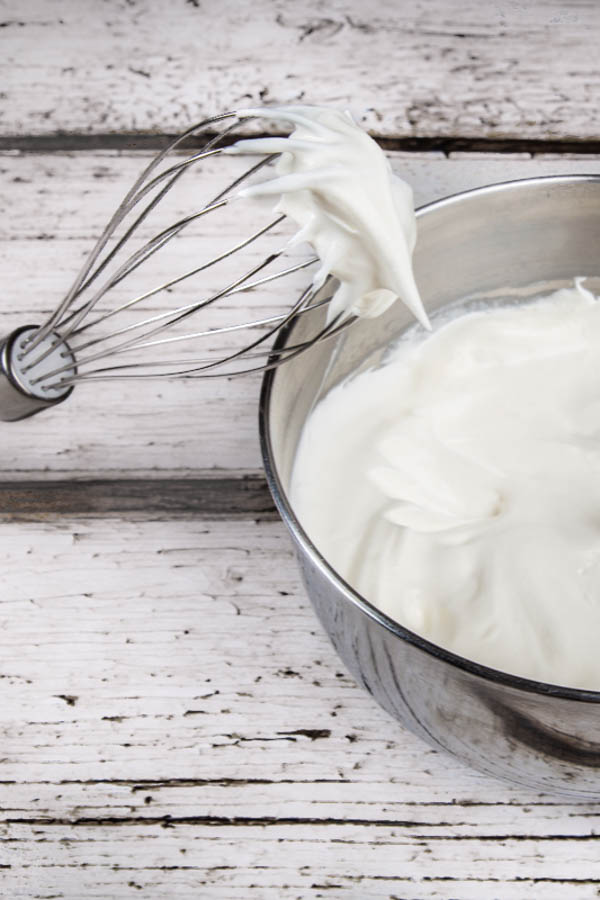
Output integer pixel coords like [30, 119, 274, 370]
[2, 516, 600, 898]
[1, 0, 600, 143]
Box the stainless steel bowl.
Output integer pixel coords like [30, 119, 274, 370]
[259, 175, 600, 797]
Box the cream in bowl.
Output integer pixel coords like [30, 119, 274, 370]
[290, 277, 600, 691]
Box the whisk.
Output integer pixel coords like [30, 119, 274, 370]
[0, 110, 353, 422]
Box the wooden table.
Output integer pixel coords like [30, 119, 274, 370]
[2, 2, 600, 897]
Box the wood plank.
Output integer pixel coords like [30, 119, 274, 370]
[2, 516, 600, 898]
[2, 824, 600, 900]
[1, 0, 600, 143]
[2, 150, 599, 477]
[6, 779, 600, 828]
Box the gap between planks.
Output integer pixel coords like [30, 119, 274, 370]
[0, 474, 275, 518]
[3, 133, 600, 155]
[3, 812, 600, 835]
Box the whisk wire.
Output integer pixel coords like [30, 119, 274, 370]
[58, 153, 278, 342]
[23, 113, 242, 355]
[31, 245, 298, 385]
[23, 150, 281, 377]
[49, 309, 354, 384]
[68, 251, 314, 358]
[22, 197, 230, 373]
[69, 215, 290, 342]
[47, 281, 348, 386]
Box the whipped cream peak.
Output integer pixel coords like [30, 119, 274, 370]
[230, 106, 430, 329]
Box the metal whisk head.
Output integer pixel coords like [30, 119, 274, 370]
[0, 110, 353, 421]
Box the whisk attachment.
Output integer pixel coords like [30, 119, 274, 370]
[0, 326, 76, 421]
[1, 107, 372, 422]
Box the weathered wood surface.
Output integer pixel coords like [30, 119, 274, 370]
[4, 2, 600, 897]
[2, 150, 599, 478]
[2, 517, 600, 899]
[1, 0, 600, 144]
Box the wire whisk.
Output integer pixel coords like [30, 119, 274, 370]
[0, 110, 353, 421]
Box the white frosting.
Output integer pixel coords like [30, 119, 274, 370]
[290, 281, 600, 690]
[231, 106, 430, 328]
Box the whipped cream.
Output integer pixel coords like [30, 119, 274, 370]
[231, 106, 430, 328]
[290, 280, 600, 690]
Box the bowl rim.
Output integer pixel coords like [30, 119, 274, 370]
[258, 173, 600, 704]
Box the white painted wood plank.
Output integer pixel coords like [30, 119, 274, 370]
[1, 0, 599, 142]
[2, 825, 600, 900]
[2, 150, 599, 476]
[2, 516, 600, 898]
[5, 779, 600, 831]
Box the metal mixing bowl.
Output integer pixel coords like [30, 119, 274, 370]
[259, 175, 600, 797]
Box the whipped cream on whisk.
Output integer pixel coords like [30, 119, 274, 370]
[291, 280, 600, 690]
[230, 106, 430, 328]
